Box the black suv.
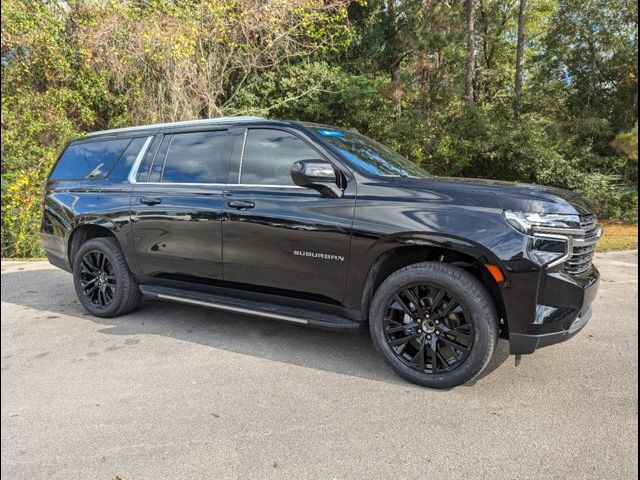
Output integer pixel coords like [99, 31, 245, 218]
[41, 116, 601, 388]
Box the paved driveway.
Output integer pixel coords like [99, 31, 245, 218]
[1, 252, 638, 479]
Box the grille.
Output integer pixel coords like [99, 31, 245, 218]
[564, 215, 600, 276]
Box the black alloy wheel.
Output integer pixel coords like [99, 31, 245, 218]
[383, 284, 474, 374]
[369, 262, 498, 388]
[72, 237, 142, 318]
[79, 250, 117, 308]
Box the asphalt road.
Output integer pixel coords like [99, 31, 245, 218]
[1, 252, 638, 479]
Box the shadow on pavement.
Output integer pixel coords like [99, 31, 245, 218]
[1, 267, 510, 388]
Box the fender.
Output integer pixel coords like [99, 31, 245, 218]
[66, 215, 140, 275]
[371, 231, 502, 265]
[69, 215, 121, 235]
[347, 231, 508, 317]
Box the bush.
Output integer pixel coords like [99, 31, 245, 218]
[577, 173, 638, 224]
[1, 168, 47, 258]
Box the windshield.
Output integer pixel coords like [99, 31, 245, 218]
[312, 127, 429, 178]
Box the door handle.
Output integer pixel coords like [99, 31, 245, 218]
[139, 197, 162, 206]
[227, 200, 255, 210]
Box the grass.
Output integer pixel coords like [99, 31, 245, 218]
[597, 223, 638, 252]
[0, 257, 47, 262]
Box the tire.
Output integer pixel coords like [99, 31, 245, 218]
[72, 237, 143, 318]
[369, 262, 498, 388]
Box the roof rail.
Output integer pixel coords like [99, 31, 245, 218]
[85, 116, 267, 137]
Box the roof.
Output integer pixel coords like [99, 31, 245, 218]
[84, 116, 268, 137]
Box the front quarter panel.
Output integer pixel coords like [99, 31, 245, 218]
[345, 177, 542, 332]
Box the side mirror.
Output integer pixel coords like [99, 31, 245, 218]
[291, 160, 343, 198]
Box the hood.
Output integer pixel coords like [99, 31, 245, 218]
[399, 176, 594, 215]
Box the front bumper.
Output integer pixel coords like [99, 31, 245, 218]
[508, 266, 600, 355]
[509, 306, 593, 354]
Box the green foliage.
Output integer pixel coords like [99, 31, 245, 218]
[1, 0, 638, 257]
[577, 173, 639, 224]
[612, 124, 639, 163]
[1, 168, 48, 258]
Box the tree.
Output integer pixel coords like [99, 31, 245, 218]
[465, 0, 476, 105]
[1, 0, 638, 257]
[388, 0, 404, 114]
[514, 0, 527, 117]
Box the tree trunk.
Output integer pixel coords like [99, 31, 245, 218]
[418, 0, 432, 114]
[514, 0, 527, 118]
[465, 0, 476, 105]
[391, 49, 403, 115]
[389, 0, 403, 116]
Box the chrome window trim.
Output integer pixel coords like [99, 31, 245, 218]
[127, 136, 154, 184]
[128, 131, 307, 189]
[131, 182, 303, 189]
[237, 128, 248, 183]
[238, 184, 303, 188]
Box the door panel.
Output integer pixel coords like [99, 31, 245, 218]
[131, 183, 226, 281]
[130, 128, 234, 282]
[222, 185, 356, 304]
[222, 127, 355, 304]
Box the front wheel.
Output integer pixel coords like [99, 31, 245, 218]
[369, 262, 498, 388]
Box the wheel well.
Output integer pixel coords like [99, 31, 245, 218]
[361, 246, 508, 333]
[68, 224, 117, 270]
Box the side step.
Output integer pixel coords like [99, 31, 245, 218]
[139, 285, 363, 331]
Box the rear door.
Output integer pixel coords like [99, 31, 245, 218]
[221, 127, 356, 304]
[131, 128, 236, 282]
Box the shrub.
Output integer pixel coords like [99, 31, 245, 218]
[1, 168, 47, 258]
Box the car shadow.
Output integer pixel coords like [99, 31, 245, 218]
[1, 267, 510, 388]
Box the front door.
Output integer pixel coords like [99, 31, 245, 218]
[222, 127, 355, 304]
[131, 128, 234, 282]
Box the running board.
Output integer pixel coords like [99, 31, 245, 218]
[139, 285, 362, 331]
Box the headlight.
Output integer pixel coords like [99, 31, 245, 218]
[504, 210, 602, 273]
[503, 211, 579, 268]
[503, 211, 582, 235]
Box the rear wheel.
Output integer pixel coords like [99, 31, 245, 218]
[369, 262, 498, 388]
[72, 237, 142, 317]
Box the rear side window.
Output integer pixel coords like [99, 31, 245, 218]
[136, 135, 162, 182]
[159, 130, 232, 183]
[104, 137, 150, 183]
[50, 139, 131, 181]
[240, 129, 319, 185]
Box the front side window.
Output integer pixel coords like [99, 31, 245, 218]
[50, 138, 131, 181]
[313, 127, 429, 178]
[160, 130, 232, 183]
[240, 129, 320, 185]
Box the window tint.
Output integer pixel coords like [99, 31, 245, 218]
[314, 127, 429, 178]
[240, 129, 320, 185]
[106, 137, 148, 183]
[50, 139, 130, 181]
[150, 135, 171, 182]
[136, 135, 162, 182]
[160, 130, 232, 183]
